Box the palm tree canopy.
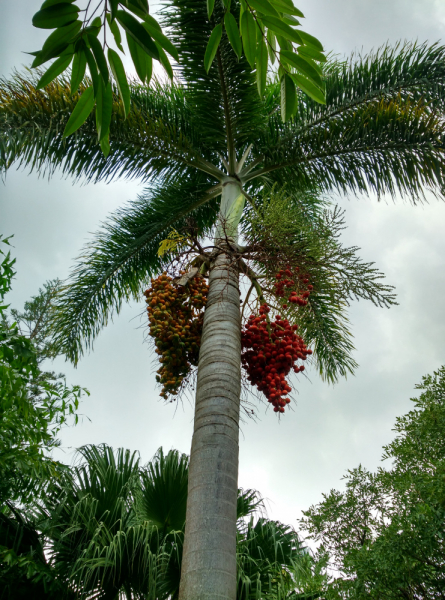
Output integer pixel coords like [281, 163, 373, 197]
[1, 0, 445, 377]
[36, 444, 309, 599]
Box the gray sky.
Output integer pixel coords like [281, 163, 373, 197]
[1, 0, 445, 530]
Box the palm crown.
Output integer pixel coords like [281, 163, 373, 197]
[2, 2, 444, 378]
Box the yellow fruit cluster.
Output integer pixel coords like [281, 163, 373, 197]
[144, 273, 209, 399]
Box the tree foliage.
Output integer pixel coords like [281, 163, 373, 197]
[3, 443, 319, 599]
[28, 0, 326, 154]
[300, 366, 445, 599]
[0, 237, 89, 597]
[0, 237, 86, 507]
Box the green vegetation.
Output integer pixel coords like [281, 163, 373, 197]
[301, 367, 445, 599]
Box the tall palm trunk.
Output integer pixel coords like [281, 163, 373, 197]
[179, 179, 244, 600]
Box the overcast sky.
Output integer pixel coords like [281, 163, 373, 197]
[1, 0, 445, 531]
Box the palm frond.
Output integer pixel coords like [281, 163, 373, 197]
[50, 173, 220, 363]
[251, 42, 445, 202]
[242, 190, 395, 382]
[162, 0, 267, 161]
[237, 518, 307, 600]
[0, 72, 222, 182]
[311, 42, 445, 123]
[299, 293, 357, 383]
[237, 488, 265, 521]
[257, 96, 445, 201]
[137, 448, 189, 534]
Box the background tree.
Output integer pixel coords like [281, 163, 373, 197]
[2, 2, 445, 597]
[0, 236, 85, 599]
[0, 237, 85, 507]
[300, 366, 445, 599]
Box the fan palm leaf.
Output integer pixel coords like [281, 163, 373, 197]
[38, 444, 310, 599]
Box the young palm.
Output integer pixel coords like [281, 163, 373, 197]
[1, 1, 445, 598]
[39, 444, 312, 599]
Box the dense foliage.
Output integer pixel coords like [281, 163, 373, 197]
[1, 439, 323, 599]
[0, 237, 85, 506]
[0, 237, 86, 598]
[300, 367, 445, 599]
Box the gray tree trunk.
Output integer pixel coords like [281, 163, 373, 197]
[179, 180, 244, 600]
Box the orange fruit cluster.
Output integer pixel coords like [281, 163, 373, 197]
[144, 273, 209, 399]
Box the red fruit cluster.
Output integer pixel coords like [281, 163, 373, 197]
[241, 304, 313, 413]
[274, 266, 313, 309]
[144, 273, 208, 399]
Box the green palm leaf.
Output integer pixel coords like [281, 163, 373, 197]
[38, 443, 305, 599]
[257, 94, 445, 201]
[237, 518, 307, 600]
[137, 448, 189, 534]
[248, 42, 445, 201]
[0, 73, 223, 182]
[162, 0, 267, 166]
[51, 173, 220, 363]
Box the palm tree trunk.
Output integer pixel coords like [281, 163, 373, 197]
[179, 179, 244, 600]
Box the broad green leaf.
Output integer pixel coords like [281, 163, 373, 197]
[298, 44, 326, 63]
[90, 16, 102, 31]
[32, 20, 81, 67]
[267, 28, 276, 63]
[276, 35, 292, 51]
[80, 24, 101, 38]
[145, 54, 153, 84]
[100, 136, 111, 157]
[84, 46, 99, 94]
[280, 50, 323, 87]
[32, 3, 79, 29]
[207, 0, 215, 19]
[130, 0, 149, 13]
[88, 35, 109, 84]
[295, 29, 324, 51]
[296, 51, 323, 75]
[36, 53, 73, 89]
[124, 0, 149, 19]
[63, 86, 95, 137]
[290, 72, 326, 104]
[282, 14, 300, 25]
[41, 0, 75, 7]
[222, 0, 231, 9]
[109, 0, 119, 21]
[70, 49, 87, 94]
[96, 77, 113, 142]
[204, 24, 222, 73]
[108, 48, 130, 117]
[156, 44, 174, 80]
[261, 15, 303, 44]
[240, 11, 257, 67]
[248, 0, 279, 17]
[106, 13, 124, 52]
[256, 38, 268, 96]
[127, 33, 148, 82]
[224, 12, 242, 58]
[143, 15, 179, 61]
[116, 10, 159, 60]
[280, 73, 297, 121]
[269, 0, 304, 17]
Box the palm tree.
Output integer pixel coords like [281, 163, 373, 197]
[38, 444, 314, 599]
[1, 0, 445, 596]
